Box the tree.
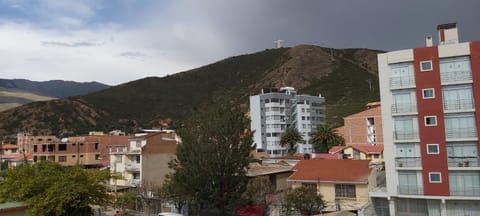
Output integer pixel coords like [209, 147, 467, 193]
[161, 176, 189, 214]
[115, 192, 137, 215]
[170, 104, 253, 215]
[134, 181, 163, 216]
[310, 124, 345, 153]
[0, 161, 112, 216]
[280, 128, 303, 154]
[285, 187, 325, 216]
[242, 176, 275, 211]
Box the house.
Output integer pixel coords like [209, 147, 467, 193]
[329, 144, 384, 161]
[0, 144, 18, 154]
[5, 153, 33, 168]
[247, 161, 293, 192]
[109, 132, 178, 189]
[373, 23, 480, 215]
[288, 159, 376, 213]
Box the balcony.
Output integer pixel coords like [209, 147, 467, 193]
[448, 157, 480, 167]
[391, 103, 417, 114]
[443, 99, 474, 111]
[390, 76, 415, 89]
[440, 70, 472, 84]
[394, 130, 419, 141]
[396, 157, 422, 168]
[125, 163, 140, 172]
[445, 127, 477, 139]
[398, 185, 423, 195]
[450, 187, 480, 197]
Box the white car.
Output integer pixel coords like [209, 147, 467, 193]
[158, 213, 183, 216]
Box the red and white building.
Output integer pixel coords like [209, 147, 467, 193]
[373, 23, 480, 215]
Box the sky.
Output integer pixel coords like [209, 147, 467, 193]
[1, 0, 479, 85]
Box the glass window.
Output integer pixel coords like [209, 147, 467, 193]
[445, 114, 477, 138]
[427, 144, 439, 154]
[420, 61, 433, 71]
[447, 142, 477, 157]
[425, 116, 437, 126]
[440, 56, 472, 83]
[423, 88, 435, 99]
[442, 85, 474, 110]
[429, 172, 442, 183]
[335, 184, 356, 198]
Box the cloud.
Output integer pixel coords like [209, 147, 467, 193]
[41, 40, 104, 47]
[119, 51, 148, 60]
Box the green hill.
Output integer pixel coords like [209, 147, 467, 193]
[0, 45, 383, 137]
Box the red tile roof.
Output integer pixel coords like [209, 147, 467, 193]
[350, 144, 384, 154]
[328, 144, 384, 154]
[11, 153, 33, 161]
[288, 159, 372, 183]
[329, 146, 345, 154]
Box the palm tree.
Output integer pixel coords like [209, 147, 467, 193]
[310, 124, 345, 153]
[280, 128, 304, 155]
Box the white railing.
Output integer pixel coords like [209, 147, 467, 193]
[396, 157, 422, 168]
[125, 163, 141, 171]
[450, 187, 480, 197]
[390, 76, 415, 88]
[448, 157, 480, 167]
[394, 130, 419, 140]
[443, 99, 474, 111]
[398, 185, 423, 195]
[440, 70, 472, 83]
[391, 103, 417, 114]
[445, 127, 477, 139]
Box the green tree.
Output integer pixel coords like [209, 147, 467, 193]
[280, 128, 303, 154]
[170, 104, 253, 215]
[310, 124, 345, 153]
[285, 187, 325, 216]
[115, 192, 137, 215]
[161, 176, 189, 214]
[242, 176, 275, 211]
[0, 161, 112, 216]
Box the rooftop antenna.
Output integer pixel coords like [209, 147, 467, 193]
[274, 39, 285, 48]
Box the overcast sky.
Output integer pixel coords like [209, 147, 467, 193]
[1, 0, 479, 85]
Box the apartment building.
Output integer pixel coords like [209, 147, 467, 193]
[109, 132, 177, 188]
[337, 102, 383, 146]
[250, 87, 325, 157]
[17, 133, 129, 167]
[374, 23, 480, 215]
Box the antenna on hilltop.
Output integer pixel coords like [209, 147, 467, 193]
[274, 39, 285, 48]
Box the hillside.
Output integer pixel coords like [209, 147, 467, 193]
[0, 79, 110, 98]
[0, 45, 383, 137]
[0, 91, 55, 112]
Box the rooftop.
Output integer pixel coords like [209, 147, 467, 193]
[288, 159, 372, 183]
[329, 144, 384, 154]
[247, 162, 292, 177]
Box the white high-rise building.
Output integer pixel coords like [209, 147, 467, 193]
[371, 23, 480, 215]
[250, 87, 325, 157]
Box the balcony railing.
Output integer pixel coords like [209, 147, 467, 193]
[390, 76, 415, 88]
[398, 185, 423, 195]
[443, 99, 475, 111]
[125, 163, 140, 172]
[440, 70, 472, 83]
[391, 103, 417, 114]
[445, 127, 477, 139]
[450, 187, 480, 197]
[396, 157, 422, 168]
[394, 130, 419, 140]
[448, 157, 480, 167]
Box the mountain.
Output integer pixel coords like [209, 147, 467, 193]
[0, 79, 110, 98]
[0, 90, 55, 112]
[0, 45, 383, 137]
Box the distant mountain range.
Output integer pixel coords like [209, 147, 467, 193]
[0, 79, 110, 112]
[0, 45, 383, 137]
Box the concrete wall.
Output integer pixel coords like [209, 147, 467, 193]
[141, 134, 177, 188]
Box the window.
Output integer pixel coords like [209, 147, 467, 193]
[440, 56, 472, 83]
[58, 156, 67, 162]
[427, 144, 439, 154]
[95, 154, 101, 160]
[80, 155, 84, 158]
[58, 144, 67, 151]
[302, 183, 317, 189]
[425, 116, 437, 126]
[445, 114, 477, 138]
[33, 145, 38, 152]
[442, 85, 474, 110]
[429, 172, 442, 183]
[136, 141, 141, 148]
[335, 184, 356, 198]
[95, 143, 99, 150]
[449, 171, 480, 196]
[420, 60, 433, 72]
[422, 88, 435, 99]
[115, 155, 122, 163]
[136, 155, 141, 163]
